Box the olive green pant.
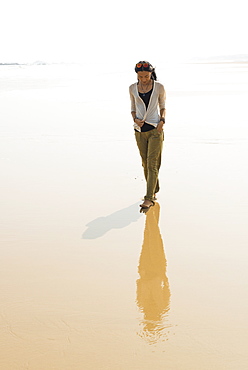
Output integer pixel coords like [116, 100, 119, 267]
[135, 129, 163, 201]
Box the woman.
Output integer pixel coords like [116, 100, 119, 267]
[129, 61, 166, 209]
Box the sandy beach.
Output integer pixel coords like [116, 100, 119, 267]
[1, 62, 248, 369]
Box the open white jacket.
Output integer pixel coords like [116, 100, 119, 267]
[129, 81, 166, 132]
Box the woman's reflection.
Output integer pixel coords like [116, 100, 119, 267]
[136, 203, 171, 344]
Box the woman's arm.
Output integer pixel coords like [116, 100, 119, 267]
[157, 85, 166, 133]
[158, 84, 166, 111]
[131, 111, 136, 121]
[160, 108, 166, 120]
[131, 111, 144, 127]
[130, 86, 144, 127]
[156, 108, 166, 133]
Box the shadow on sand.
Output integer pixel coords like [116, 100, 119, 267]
[82, 202, 142, 239]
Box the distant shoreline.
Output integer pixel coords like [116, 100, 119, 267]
[1, 60, 248, 66]
[0, 62, 47, 66]
[190, 61, 248, 65]
[0, 63, 21, 65]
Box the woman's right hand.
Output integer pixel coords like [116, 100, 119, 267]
[134, 118, 144, 127]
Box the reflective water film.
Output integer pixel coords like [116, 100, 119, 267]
[1, 62, 248, 369]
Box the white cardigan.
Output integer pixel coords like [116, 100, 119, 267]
[129, 81, 166, 132]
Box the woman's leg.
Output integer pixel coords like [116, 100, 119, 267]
[145, 130, 163, 201]
[135, 131, 149, 181]
[135, 130, 163, 205]
[154, 151, 162, 194]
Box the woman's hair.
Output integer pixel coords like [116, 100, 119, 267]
[135, 61, 157, 81]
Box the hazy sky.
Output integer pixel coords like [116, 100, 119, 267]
[1, 0, 247, 63]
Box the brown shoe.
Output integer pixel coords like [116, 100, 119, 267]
[139, 199, 155, 209]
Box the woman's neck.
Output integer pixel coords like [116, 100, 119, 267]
[138, 80, 153, 93]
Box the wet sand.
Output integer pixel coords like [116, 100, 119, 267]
[1, 63, 248, 369]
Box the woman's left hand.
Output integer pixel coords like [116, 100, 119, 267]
[157, 121, 164, 133]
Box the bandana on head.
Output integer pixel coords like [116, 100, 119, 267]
[135, 61, 154, 73]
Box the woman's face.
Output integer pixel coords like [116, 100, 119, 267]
[137, 71, 152, 85]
